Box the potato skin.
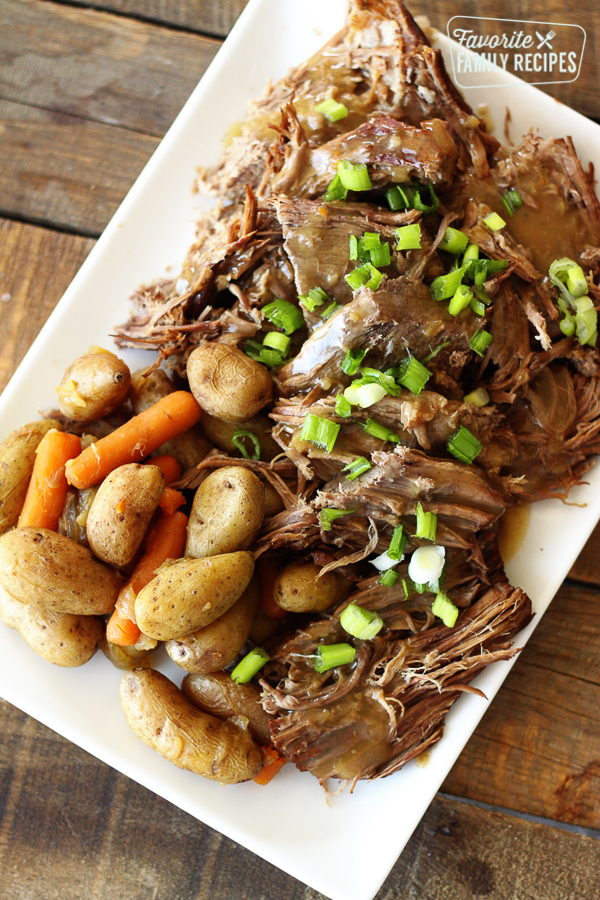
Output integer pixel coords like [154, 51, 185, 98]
[186, 467, 265, 559]
[187, 343, 273, 424]
[120, 669, 263, 784]
[0, 584, 103, 667]
[135, 551, 255, 641]
[130, 368, 211, 469]
[200, 413, 281, 461]
[274, 561, 346, 613]
[0, 419, 62, 534]
[86, 464, 165, 567]
[0, 527, 121, 615]
[166, 576, 260, 674]
[182, 671, 272, 744]
[57, 350, 131, 422]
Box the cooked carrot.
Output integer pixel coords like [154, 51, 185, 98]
[256, 556, 287, 620]
[149, 454, 181, 485]
[254, 746, 287, 785]
[66, 391, 202, 489]
[158, 486, 186, 516]
[109, 510, 188, 646]
[18, 430, 82, 530]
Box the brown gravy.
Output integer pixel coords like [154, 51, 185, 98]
[498, 504, 531, 564]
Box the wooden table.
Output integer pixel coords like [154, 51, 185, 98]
[1, 1, 600, 897]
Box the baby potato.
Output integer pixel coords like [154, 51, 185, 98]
[187, 343, 273, 424]
[200, 413, 281, 461]
[57, 349, 131, 422]
[0, 527, 121, 615]
[130, 368, 211, 470]
[274, 560, 347, 613]
[186, 466, 265, 559]
[135, 551, 255, 641]
[86, 463, 165, 567]
[166, 576, 260, 674]
[101, 636, 153, 670]
[120, 668, 263, 784]
[0, 419, 62, 534]
[0, 584, 103, 667]
[182, 671, 272, 745]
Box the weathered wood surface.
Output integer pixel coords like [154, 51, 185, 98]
[52, 0, 248, 37]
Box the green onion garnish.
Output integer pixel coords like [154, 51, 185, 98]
[360, 232, 380, 252]
[300, 286, 329, 311]
[335, 393, 352, 417]
[231, 430, 261, 460]
[342, 457, 372, 481]
[412, 184, 439, 214]
[439, 227, 469, 255]
[320, 508, 354, 532]
[575, 296, 597, 346]
[448, 283, 473, 316]
[447, 426, 482, 464]
[560, 313, 576, 337]
[469, 329, 493, 357]
[340, 603, 383, 640]
[245, 340, 283, 368]
[566, 264, 588, 299]
[323, 174, 348, 202]
[431, 590, 459, 628]
[363, 418, 402, 442]
[361, 367, 401, 396]
[263, 331, 290, 354]
[349, 235, 358, 261]
[345, 263, 383, 291]
[337, 160, 372, 192]
[370, 242, 391, 267]
[344, 382, 387, 408]
[415, 502, 437, 541]
[430, 265, 467, 301]
[380, 568, 399, 587]
[500, 188, 523, 216]
[473, 286, 492, 307]
[483, 212, 506, 231]
[386, 185, 409, 210]
[387, 524, 407, 561]
[299, 413, 340, 452]
[314, 643, 356, 673]
[231, 647, 269, 683]
[463, 387, 489, 408]
[469, 296, 486, 317]
[316, 98, 349, 122]
[463, 243, 480, 263]
[342, 348, 367, 375]
[396, 223, 422, 251]
[396, 356, 431, 395]
[422, 341, 450, 363]
[322, 302, 341, 319]
[262, 298, 304, 335]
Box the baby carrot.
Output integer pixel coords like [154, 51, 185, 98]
[158, 486, 186, 516]
[18, 430, 82, 530]
[66, 391, 202, 489]
[254, 746, 287, 785]
[149, 454, 182, 485]
[106, 611, 141, 646]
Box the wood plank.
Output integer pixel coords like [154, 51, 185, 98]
[569, 523, 600, 585]
[0, 219, 94, 393]
[0, 99, 158, 235]
[0, 0, 220, 136]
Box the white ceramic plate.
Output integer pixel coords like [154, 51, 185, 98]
[1, 3, 599, 899]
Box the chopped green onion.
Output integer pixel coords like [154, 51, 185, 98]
[386, 185, 410, 210]
[345, 382, 387, 408]
[500, 188, 523, 216]
[231, 429, 261, 460]
[322, 302, 341, 319]
[431, 590, 459, 628]
[320, 508, 354, 532]
[365, 263, 383, 290]
[314, 643, 356, 673]
[470, 296, 486, 317]
[349, 235, 358, 261]
[342, 457, 372, 480]
[370, 242, 391, 267]
[422, 341, 450, 363]
[396, 223, 422, 251]
[299, 413, 340, 452]
[386, 183, 438, 214]
[448, 284, 474, 316]
[345, 263, 383, 291]
[340, 603, 383, 640]
[263, 331, 290, 354]
[560, 313, 576, 337]
[575, 296, 597, 346]
[380, 569, 399, 587]
[360, 232, 381, 252]
[361, 367, 401, 396]
[397, 356, 431, 395]
[412, 184, 439, 214]
[447, 426, 482, 464]
[483, 212, 506, 231]
[472, 286, 492, 307]
[335, 393, 352, 417]
[316, 98, 348, 122]
[463, 387, 489, 408]
[337, 160, 372, 192]
[231, 647, 269, 683]
[415, 502, 437, 541]
[567, 264, 588, 299]
[439, 227, 469, 255]
[469, 329, 493, 357]
[363, 418, 402, 443]
[262, 298, 304, 335]
[245, 340, 283, 368]
[430, 265, 467, 301]
[402, 578, 412, 599]
[300, 286, 330, 312]
[463, 243, 480, 263]
[387, 524, 407, 561]
[342, 348, 367, 376]
[323, 174, 348, 202]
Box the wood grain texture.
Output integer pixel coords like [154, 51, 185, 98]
[1, 699, 600, 900]
[51, 0, 248, 37]
[0, 0, 220, 136]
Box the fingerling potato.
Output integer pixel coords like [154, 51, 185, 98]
[166, 576, 260, 674]
[186, 467, 265, 559]
[0, 419, 62, 534]
[135, 551, 255, 641]
[0, 584, 103, 667]
[274, 560, 347, 613]
[0, 527, 121, 615]
[86, 463, 165, 567]
[182, 671, 272, 745]
[187, 343, 273, 423]
[57, 349, 131, 422]
[120, 668, 263, 784]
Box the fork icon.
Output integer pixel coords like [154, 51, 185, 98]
[536, 30, 556, 49]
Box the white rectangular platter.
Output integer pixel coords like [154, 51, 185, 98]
[1, 3, 599, 899]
